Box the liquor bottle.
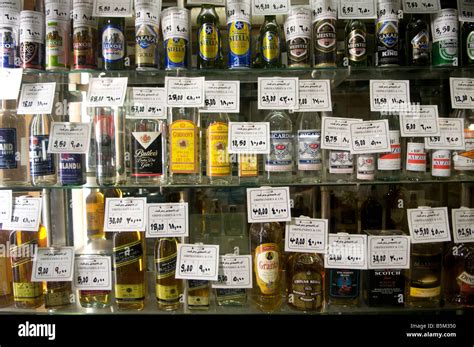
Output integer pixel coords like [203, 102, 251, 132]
[405, 14, 430, 66]
[254, 15, 282, 68]
[357, 154, 375, 181]
[453, 109, 474, 178]
[385, 185, 407, 231]
[134, 0, 159, 70]
[313, 5, 337, 68]
[72, 0, 98, 70]
[405, 136, 427, 181]
[443, 243, 474, 307]
[0, 100, 28, 185]
[101, 17, 125, 70]
[250, 222, 283, 312]
[431, 9, 458, 67]
[187, 279, 210, 310]
[0, 1, 19, 68]
[461, 21, 474, 66]
[376, 113, 401, 180]
[206, 112, 231, 184]
[264, 110, 293, 183]
[345, 19, 367, 67]
[44, 280, 72, 309]
[431, 149, 451, 179]
[286, 252, 324, 311]
[325, 149, 354, 182]
[19, 0, 45, 70]
[197, 4, 222, 69]
[86, 189, 105, 241]
[296, 112, 322, 183]
[169, 107, 201, 184]
[375, 11, 399, 66]
[360, 186, 383, 231]
[238, 153, 258, 182]
[204, 198, 223, 240]
[113, 231, 146, 310]
[45, 0, 71, 71]
[154, 237, 182, 311]
[226, 0, 251, 69]
[0, 229, 13, 307]
[161, 7, 190, 70]
[284, 7, 311, 68]
[29, 113, 57, 186]
[58, 153, 86, 186]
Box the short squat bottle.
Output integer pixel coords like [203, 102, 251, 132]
[29, 113, 56, 186]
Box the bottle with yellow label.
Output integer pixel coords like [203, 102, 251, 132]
[197, 4, 223, 69]
[254, 15, 282, 68]
[206, 112, 231, 184]
[0, 229, 13, 307]
[238, 153, 259, 183]
[86, 189, 105, 241]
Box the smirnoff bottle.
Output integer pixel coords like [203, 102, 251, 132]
[296, 112, 322, 183]
[29, 113, 56, 186]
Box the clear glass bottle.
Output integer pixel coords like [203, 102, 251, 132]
[0, 229, 13, 307]
[443, 243, 474, 307]
[205, 112, 231, 184]
[29, 113, 56, 186]
[376, 112, 401, 181]
[405, 136, 427, 181]
[453, 109, 474, 178]
[431, 149, 451, 179]
[296, 112, 322, 183]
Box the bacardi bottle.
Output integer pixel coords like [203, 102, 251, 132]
[296, 112, 322, 183]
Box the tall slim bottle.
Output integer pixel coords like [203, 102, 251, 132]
[284, 7, 311, 68]
[101, 17, 125, 70]
[376, 113, 401, 180]
[45, 0, 71, 71]
[461, 21, 474, 66]
[375, 3, 399, 67]
[345, 19, 367, 67]
[0, 229, 13, 307]
[254, 15, 282, 68]
[405, 136, 427, 181]
[313, 4, 337, 68]
[206, 112, 231, 184]
[29, 113, 56, 186]
[453, 109, 474, 178]
[197, 4, 222, 69]
[405, 14, 430, 66]
[226, 0, 251, 69]
[161, 7, 190, 70]
[155, 237, 182, 311]
[296, 112, 322, 182]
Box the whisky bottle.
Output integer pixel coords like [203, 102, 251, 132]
[461, 21, 474, 66]
[313, 6, 337, 68]
[197, 4, 222, 69]
[86, 189, 105, 241]
[376, 112, 401, 180]
[453, 109, 474, 178]
[405, 14, 430, 66]
[254, 15, 282, 68]
[206, 112, 231, 184]
[250, 222, 283, 312]
[44, 280, 72, 309]
[187, 279, 210, 310]
[360, 186, 383, 231]
[29, 113, 57, 186]
[134, 0, 159, 70]
[113, 231, 146, 310]
[101, 17, 125, 70]
[405, 136, 427, 181]
[0, 229, 13, 307]
[345, 19, 367, 67]
[443, 243, 474, 307]
[296, 112, 322, 183]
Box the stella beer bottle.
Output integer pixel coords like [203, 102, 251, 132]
[197, 4, 222, 69]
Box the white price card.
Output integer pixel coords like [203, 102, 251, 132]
[424, 118, 465, 150]
[135, 0, 161, 25]
[226, 0, 251, 23]
[31, 247, 75, 282]
[74, 256, 112, 291]
[87, 77, 128, 107]
[370, 80, 410, 112]
[349, 120, 390, 154]
[127, 87, 166, 119]
[165, 77, 205, 108]
[146, 203, 188, 238]
[408, 207, 451, 244]
[452, 208, 474, 244]
[212, 255, 252, 289]
[459, 0, 474, 22]
[311, 0, 337, 19]
[188, 0, 225, 5]
[321, 117, 363, 151]
[202, 80, 240, 113]
[104, 197, 147, 232]
[247, 187, 291, 223]
[258, 77, 299, 110]
[368, 235, 411, 269]
[399, 105, 440, 137]
[161, 8, 189, 40]
[17, 82, 56, 115]
[377, 0, 403, 20]
[338, 0, 376, 19]
[403, 0, 441, 13]
[176, 244, 219, 281]
[252, 0, 289, 15]
[432, 10, 458, 43]
[92, 0, 133, 17]
[450, 78, 474, 109]
[324, 234, 367, 269]
[298, 80, 332, 112]
[0, 68, 22, 100]
[284, 218, 328, 253]
[228, 122, 270, 154]
[0, 190, 12, 224]
[3, 197, 42, 232]
[47, 122, 91, 154]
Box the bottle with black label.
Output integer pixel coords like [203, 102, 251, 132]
[29, 113, 56, 186]
[406, 14, 430, 66]
[101, 17, 125, 70]
[345, 19, 367, 67]
[155, 237, 182, 311]
[313, 8, 337, 68]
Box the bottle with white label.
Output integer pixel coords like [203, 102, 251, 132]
[431, 149, 451, 179]
[377, 113, 401, 181]
[357, 154, 375, 181]
[325, 149, 354, 182]
[405, 136, 427, 181]
[296, 112, 322, 183]
[205, 112, 231, 184]
[29, 113, 57, 186]
[264, 110, 293, 183]
[453, 109, 474, 178]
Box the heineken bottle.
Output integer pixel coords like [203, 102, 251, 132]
[197, 4, 222, 69]
[431, 9, 458, 66]
[406, 14, 430, 66]
[461, 21, 474, 67]
[345, 19, 367, 67]
[101, 17, 126, 70]
[254, 15, 282, 68]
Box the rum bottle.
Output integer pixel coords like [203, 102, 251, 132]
[29, 113, 56, 186]
[0, 229, 13, 307]
[101, 17, 125, 70]
[405, 14, 430, 66]
[443, 243, 474, 307]
[345, 19, 367, 67]
[296, 112, 322, 183]
[197, 4, 222, 69]
[206, 112, 231, 184]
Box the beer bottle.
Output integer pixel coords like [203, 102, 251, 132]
[254, 15, 282, 68]
[197, 4, 222, 69]
[461, 21, 474, 66]
[101, 17, 126, 70]
[345, 19, 367, 67]
[313, 9, 337, 68]
[405, 14, 430, 66]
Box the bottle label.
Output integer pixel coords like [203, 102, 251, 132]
[46, 20, 69, 69]
[207, 122, 230, 176]
[59, 153, 84, 184]
[406, 142, 426, 172]
[170, 120, 198, 174]
[156, 284, 179, 301]
[329, 269, 360, 298]
[314, 19, 336, 54]
[376, 19, 399, 65]
[156, 252, 177, 280]
[297, 130, 321, 171]
[329, 150, 354, 174]
[113, 240, 143, 268]
[29, 134, 55, 177]
[0, 257, 11, 296]
[10, 240, 37, 268]
[188, 279, 208, 290]
[254, 243, 280, 295]
[348, 29, 366, 61]
[266, 131, 293, 172]
[0, 128, 17, 169]
[409, 286, 441, 298]
[288, 37, 310, 64]
[378, 130, 401, 170]
[188, 295, 209, 306]
[454, 130, 474, 171]
[357, 154, 375, 180]
[199, 23, 219, 61]
[467, 31, 474, 61]
[102, 25, 125, 62]
[228, 21, 250, 64]
[411, 30, 429, 61]
[290, 271, 323, 309]
[410, 253, 441, 296]
[0, 27, 17, 68]
[131, 131, 163, 177]
[13, 282, 42, 299]
[367, 269, 405, 307]
[164, 38, 187, 69]
[135, 24, 158, 67]
[239, 154, 258, 177]
[86, 202, 104, 232]
[73, 27, 97, 69]
[431, 150, 451, 177]
[458, 271, 474, 286]
[115, 284, 145, 300]
[262, 31, 279, 63]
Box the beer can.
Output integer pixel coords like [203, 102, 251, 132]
[72, 0, 98, 70]
[19, 10, 45, 70]
[285, 7, 311, 68]
[46, 19, 70, 70]
[0, 26, 17, 68]
[432, 9, 458, 66]
[135, 0, 159, 70]
[161, 7, 189, 70]
[227, 0, 251, 69]
[312, 5, 337, 68]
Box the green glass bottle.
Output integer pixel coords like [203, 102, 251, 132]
[101, 17, 126, 70]
[461, 21, 474, 66]
[345, 19, 367, 67]
[254, 15, 282, 68]
[197, 5, 222, 69]
[405, 14, 430, 66]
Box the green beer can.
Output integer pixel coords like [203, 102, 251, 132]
[431, 9, 458, 66]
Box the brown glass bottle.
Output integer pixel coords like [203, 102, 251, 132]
[0, 229, 13, 307]
[86, 189, 105, 241]
[444, 243, 474, 307]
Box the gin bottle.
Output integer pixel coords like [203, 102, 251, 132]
[296, 112, 322, 183]
[205, 112, 231, 184]
[29, 113, 56, 186]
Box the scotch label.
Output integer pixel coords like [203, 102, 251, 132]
[367, 269, 405, 306]
[291, 271, 323, 309]
[13, 282, 42, 299]
[156, 284, 179, 301]
[115, 284, 145, 300]
[131, 131, 163, 177]
[156, 252, 177, 280]
[254, 243, 280, 295]
[113, 240, 143, 268]
[410, 253, 441, 297]
[329, 269, 360, 298]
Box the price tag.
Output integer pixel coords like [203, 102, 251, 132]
[252, 0, 289, 15]
[284, 218, 328, 253]
[0, 2, 20, 27]
[73, 1, 98, 27]
[349, 120, 390, 154]
[17, 83, 56, 115]
[377, 0, 402, 20]
[450, 78, 474, 109]
[368, 235, 410, 269]
[92, 0, 133, 17]
[202, 81, 240, 113]
[176, 244, 219, 281]
[188, 0, 225, 5]
[3, 197, 42, 232]
[399, 105, 440, 137]
[284, 10, 311, 41]
[161, 7, 189, 40]
[459, 0, 474, 22]
[452, 208, 474, 244]
[74, 255, 112, 291]
[0, 190, 12, 224]
[226, 0, 251, 23]
[370, 80, 410, 112]
[104, 198, 147, 232]
[0, 68, 22, 100]
[403, 0, 441, 13]
[146, 203, 188, 238]
[408, 207, 451, 244]
[298, 80, 332, 112]
[324, 234, 367, 269]
[311, 0, 337, 20]
[212, 255, 252, 289]
[165, 77, 205, 108]
[127, 87, 166, 119]
[47, 122, 91, 154]
[228, 122, 270, 154]
[432, 9, 458, 42]
[321, 116, 363, 150]
[247, 187, 291, 223]
[45, 0, 71, 21]
[258, 77, 299, 110]
[87, 77, 128, 107]
[135, 0, 161, 26]
[31, 247, 74, 282]
[424, 118, 465, 150]
[338, 0, 376, 19]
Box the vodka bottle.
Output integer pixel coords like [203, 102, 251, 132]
[296, 112, 322, 183]
[29, 113, 56, 186]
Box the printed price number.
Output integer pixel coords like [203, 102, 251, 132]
[288, 237, 322, 247]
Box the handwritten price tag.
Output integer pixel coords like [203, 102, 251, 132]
[135, 0, 161, 25]
[298, 80, 332, 112]
[165, 77, 205, 108]
[252, 0, 289, 15]
[408, 207, 451, 244]
[47, 122, 91, 154]
[0, 190, 12, 223]
[258, 77, 298, 110]
[226, 0, 251, 23]
[3, 197, 42, 232]
[349, 120, 390, 154]
[146, 203, 188, 238]
[459, 0, 474, 22]
[311, 0, 337, 19]
[176, 244, 219, 281]
[370, 80, 410, 112]
[321, 116, 363, 150]
[452, 208, 474, 244]
[127, 87, 166, 119]
[92, 0, 133, 17]
[424, 118, 465, 150]
[0, 68, 22, 100]
[202, 80, 240, 113]
[212, 255, 252, 289]
[87, 77, 128, 107]
[324, 234, 367, 269]
[247, 187, 291, 223]
[31, 247, 75, 282]
[399, 105, 440, 137]
[161, 7, 189, 40]
[368, 235, 410, 269]
[17, 83, 56, 115]
[450, 78, 474, 109]
[285, 218, 328, 253]
[338, 0, 376, 19]
[74, 255, 112, 291]
[403, 0, 440, 13]
[228, 122, 270, 154]
[104, 198, 147, 232]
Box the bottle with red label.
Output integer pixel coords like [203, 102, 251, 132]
[405, 136, 427, 181]
[431, 149, 451, 179]
[453, 109, 474, 179]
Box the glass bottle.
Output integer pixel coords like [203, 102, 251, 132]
[0, 8, 19, 69]
[453, 109, 474, 178]
[187, 279, 210, 310]
[197, 4, 222, 69]
[461, 21, 474, 67]
[44, 279, 72, 309]
[204, 198, 223, 240]
[431, 9, 458, 67]
[226, 0, 251, 69]
[405, 14, 430, 66]
[19, 0, 45, 70]
[345, 19, 367, 67]
[313, 6, 337, 68]
[161, 7, 190, 70]
[264, 110, 293, 183]
[385, 185, 407, 231]
[405, 136, 427, 181]
[0, 229, 13, 307]
[254, 15, 282, 68]
[134, 0, 159, 70]
[58, 153, 86, 186]
[100, 17, 125, 70]
[360, 185, 383, 231]
[376, 113, 401, 180]
[357, 154, 375, 181]
[284, 7, 311, 68]
[206, 112, 231, 184]
[431, 149, 451, 179]
[72, 0, 98, 70]
[296, 112, 322, 183]
[77, 249, 112, 308]
[325, 149, 354, 182]
[86, 189, 105, 241]
[443, 243, 474, 307]
[29, 113, 57, 186]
